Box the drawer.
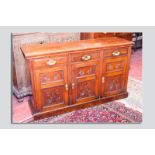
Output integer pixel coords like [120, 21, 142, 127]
[104, 47, 128, 58]
[32, 54, 67, 69]
[70, 51, 100, 63]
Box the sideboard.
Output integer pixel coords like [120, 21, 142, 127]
[21, 37, 132, 120]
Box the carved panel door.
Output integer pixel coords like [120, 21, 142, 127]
[101, 57, 128, 97]
[33, 65, 68, 111]
[71, 61, 100, 104]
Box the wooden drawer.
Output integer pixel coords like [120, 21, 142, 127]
[70, 51, 100, 63]
[32, 54, 67, 69]
[104, 47, 128, 58]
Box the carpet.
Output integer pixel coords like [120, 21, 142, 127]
[31, 77, 142, 124]
[32, 101, 142, 123]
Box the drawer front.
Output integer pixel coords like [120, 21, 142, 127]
[32, 54, 67, 69]
[104, 47, 128, 58]
[70, 51, 100, 63]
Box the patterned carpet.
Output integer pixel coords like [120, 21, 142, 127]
[31, 77, 142, 124]
[32, 102, 142, 124]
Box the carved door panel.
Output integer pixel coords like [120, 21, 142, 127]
[101, 57, 128, 97]
[33, 65, 68, 111]
[71, 61, 100, 104]
[103, 73, 125, 96]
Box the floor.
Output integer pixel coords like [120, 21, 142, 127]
[129, 49, 142, 81]
[119, 48, 142, 110]
[12, 49, 142, 123]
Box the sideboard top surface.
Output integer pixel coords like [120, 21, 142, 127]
[21, 37, 133, 58]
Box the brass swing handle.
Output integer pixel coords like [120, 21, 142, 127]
[112, 50, 120, 56]
[65, 83, 74, 91]
[81, 55, 91, 61]
[46, 59, 56, 66]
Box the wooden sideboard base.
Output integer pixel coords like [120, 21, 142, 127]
[29, 92, 128, 121]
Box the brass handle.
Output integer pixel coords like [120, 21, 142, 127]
[72, 83, 75, 90]
[102, 77, 104, 83]
[46, 59, 56, 66]
[65, 84, 68, 91]
[112, 51, 120, 56]
[81, 55, 91, 61]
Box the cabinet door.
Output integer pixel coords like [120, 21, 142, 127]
[71, 61, 100, 104]
[101, 57, 128, 97]
[33, 65, 68, 111]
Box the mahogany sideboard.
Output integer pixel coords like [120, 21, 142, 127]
[21, 37, 132, 120]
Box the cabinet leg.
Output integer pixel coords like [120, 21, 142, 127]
[13, 86, 32, 103]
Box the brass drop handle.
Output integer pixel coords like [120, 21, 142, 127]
[65, 84, 68, 91]
[81, 55, 91, 61]
[46, 59, 56, 66]
[112, 50, 120, 56]
[72, 83, 75, 90]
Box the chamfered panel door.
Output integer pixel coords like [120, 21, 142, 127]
[33, 65, 69, 111]
[103, 73, 125, 96]
[71, 61, 100, 104]
[101, 56, 128, 97]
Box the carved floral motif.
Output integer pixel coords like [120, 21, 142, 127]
[107, 62, 123, 72]
[106, 76, 122, 92]
[77, 66, 96, 77]
[77, 80, 95, 99]
[40, 73, 51, 84]
[115, 63, 122, 69]
[42, 86, 64, 106]
[40, 70, 64, 84]
[107, 64, 113, 71]
[52, 70, 64, 81]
